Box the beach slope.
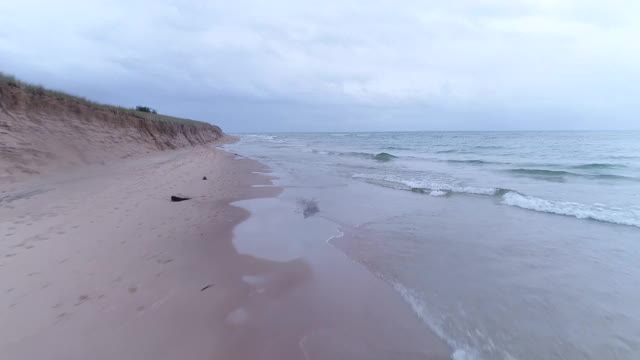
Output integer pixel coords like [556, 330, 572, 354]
[0, 145, 279, 359]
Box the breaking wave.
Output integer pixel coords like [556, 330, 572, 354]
[352, 173, 640, 228]
[310, 150, 398, 162]
[501, 192, 640, 228]
[373, 152, 397, 162]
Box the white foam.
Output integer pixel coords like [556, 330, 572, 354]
[501, 192, 640, 228]
[391, 282, 482, 360]
[325, 229, 345, 245]
[352, 173, 640, 228]
[352, 173, 498, 196]
[453, 186, 497, 196]
[242, 134, 287, 144]
[243, 134, 276, 140]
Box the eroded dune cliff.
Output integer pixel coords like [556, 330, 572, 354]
[0, 76, 223, 182]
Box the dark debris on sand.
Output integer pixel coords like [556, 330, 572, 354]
[171, 195, 191, 202]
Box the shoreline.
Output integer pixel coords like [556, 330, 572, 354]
[1, 140, 452, 359]
[228, 154, 452, 359]
[228, 131, 640, 360]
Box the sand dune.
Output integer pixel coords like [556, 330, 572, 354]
[0, 77, 222, 183]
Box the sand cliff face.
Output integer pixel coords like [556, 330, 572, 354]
[0, 81, 224, 182]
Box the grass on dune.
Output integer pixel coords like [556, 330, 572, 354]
[0, 72, 214, 128]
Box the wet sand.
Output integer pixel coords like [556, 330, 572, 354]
[0, 144, 450, 359]
[231, 196, 452, 359]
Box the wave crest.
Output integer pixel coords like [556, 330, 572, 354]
[501, 192, 640, 228]
[571, 163, 624, 170]
[373, 152, 397, 162]
[508, 168, 573, 176]
[352, 173, 640, 228]
[311, 150, 398, 162]
[447, 159, 499, 165]
[507, 168, 638, 182]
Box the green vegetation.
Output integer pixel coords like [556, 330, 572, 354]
[0, 71, 214, 128]
[135, 105, 157, 114]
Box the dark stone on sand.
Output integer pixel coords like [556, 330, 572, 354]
[171, 195, 191, 202]
[202, 176, 207, 180]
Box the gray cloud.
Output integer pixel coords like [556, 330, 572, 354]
[1, 0, 639, 131]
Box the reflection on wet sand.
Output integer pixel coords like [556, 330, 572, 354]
[223, 190, 451, 360]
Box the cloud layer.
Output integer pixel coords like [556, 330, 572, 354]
[1, 0, 639, 131]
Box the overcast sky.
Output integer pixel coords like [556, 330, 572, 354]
[1, 1, 639, 132]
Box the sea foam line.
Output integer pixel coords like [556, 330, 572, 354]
[391, 282, 484, 360]
[501, 192, 640, 228]
[352, 173, 640, 228]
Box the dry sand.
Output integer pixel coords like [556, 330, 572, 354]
[0, 143, 277, 359]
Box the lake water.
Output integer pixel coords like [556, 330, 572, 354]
[226, 131, 640, 359]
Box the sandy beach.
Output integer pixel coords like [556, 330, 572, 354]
[0, 143, 273, 359]
[0, 141, 451, 359]
[1, 76, 450, 359]
[3, 1, 640, 358]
